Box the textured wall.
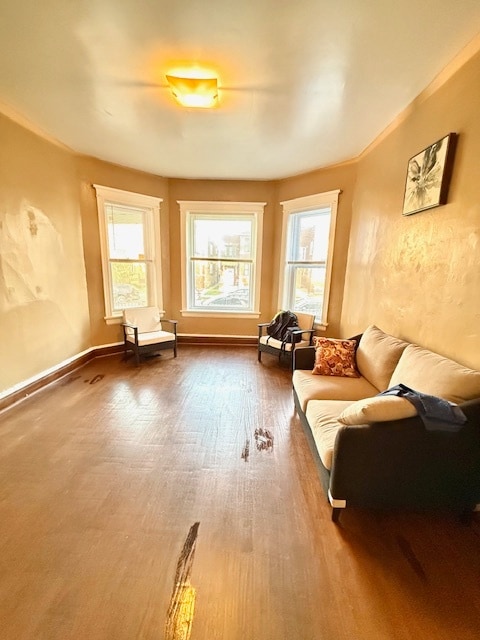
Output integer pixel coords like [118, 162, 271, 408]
[0, 115, 90, 393]
[341, 49, 480, 369]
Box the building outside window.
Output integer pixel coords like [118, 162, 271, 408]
[280, 190, 340, 327]
[94, 185, 163, 320]
[178, 201, 265, 316]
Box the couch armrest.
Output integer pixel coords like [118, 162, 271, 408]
[349, 333, 363, 349]
[293, 346, 316, 370]
[288, 328, 315, 344]
[329, 399, 480, 510]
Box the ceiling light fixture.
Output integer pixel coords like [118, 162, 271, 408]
[165, 73, 218, 108]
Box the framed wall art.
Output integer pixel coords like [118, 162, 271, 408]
[402, 132, 457, 216]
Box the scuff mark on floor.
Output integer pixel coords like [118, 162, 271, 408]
[254, 428, 274, 452]
[62, 375, 81, 386]
[396, 535, 427, 581]
[241, 438, 250, 462]
[86, 374, 105, 385]
[165, 522, 200, 640]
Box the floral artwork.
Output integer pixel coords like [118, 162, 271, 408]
[402, 133, 457, 216]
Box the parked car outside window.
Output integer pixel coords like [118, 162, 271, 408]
[113, 284, 144, 309]
[201, 288, 249, 308]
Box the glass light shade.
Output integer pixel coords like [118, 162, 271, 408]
[166, 74, 218, 108]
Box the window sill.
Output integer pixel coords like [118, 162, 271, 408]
[181, 309, 261, 319]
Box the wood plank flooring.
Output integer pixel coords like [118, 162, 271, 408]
[1, 346, 480, 640]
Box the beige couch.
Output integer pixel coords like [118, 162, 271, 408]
[292, 325, 480, 522]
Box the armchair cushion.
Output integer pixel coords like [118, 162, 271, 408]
[123, 307, 162, 333]
[338, 395, 417, 425]
[125, 330, 176, 346]
[259, 335, 311, 352]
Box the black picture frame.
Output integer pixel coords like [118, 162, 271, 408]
[402, 132, 457, 216]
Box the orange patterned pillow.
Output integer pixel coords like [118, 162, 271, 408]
[312, 337, 359, 377]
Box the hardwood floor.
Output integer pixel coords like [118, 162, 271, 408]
[1, 346, 480, 640]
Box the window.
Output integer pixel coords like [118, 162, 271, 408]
[178, 201, 265, 316]
[94, 185, 163, 320]
[280, 190, 340, 327]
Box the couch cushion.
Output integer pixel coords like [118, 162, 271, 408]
[293, 370, 379, 412]
[305, 400, 353, 470]
[126, 330, 175, 346]
[338, 395, 417, 425]
[259, 335, 311, 352]
[355, 325, 409, 391]
[312, 337, 359, 377]
[389, 344, 480, 404]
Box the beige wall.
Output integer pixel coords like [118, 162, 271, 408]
[0, 114, 90, 393]
[341, 49, 480, 369]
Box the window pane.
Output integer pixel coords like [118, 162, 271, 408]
[192, 260, 252, 309]
[291, 211, 330, 262]
[193, 218, 252, 259]
[291, 266, 325, 315]
[111, 262, 148, 310]
[107, 205, 146, 260]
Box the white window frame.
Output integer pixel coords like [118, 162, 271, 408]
[279, 190, 340, 329]
[178, 200, 265, 318]
[93, 185, 163, 323]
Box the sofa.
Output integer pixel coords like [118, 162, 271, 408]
[292, 325, 480, 522]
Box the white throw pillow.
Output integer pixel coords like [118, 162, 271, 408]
[338, 395, 417, 425]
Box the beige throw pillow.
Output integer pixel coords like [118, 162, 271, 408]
[312, 337, 359, 378]
[355, 325, 409, 391]
[338, 395, 417, 425]
[389, 344, 480, 404]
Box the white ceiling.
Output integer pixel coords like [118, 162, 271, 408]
[1, 1, 480, 180]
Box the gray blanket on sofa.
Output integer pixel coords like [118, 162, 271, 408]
[378, 383, 467, 432]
